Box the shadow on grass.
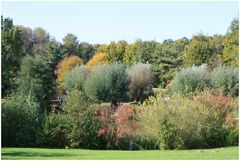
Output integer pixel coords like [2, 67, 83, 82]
[2, 151, 91, 158]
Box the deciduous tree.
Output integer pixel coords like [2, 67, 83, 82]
[32, 27, 50, 55]
[223, 18, 239, 67]
[55, 55, 83, 87]
[127, 63, 153, 102]
[63, 33, 79, 55]
[85, 64, 128, 106]
[1, 16, 24, 96]
[183, 34, 214, 67]
[64, 65, 90, 93]
[86, 52, 109, 68]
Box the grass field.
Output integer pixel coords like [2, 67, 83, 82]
[1, 146, 238, 160]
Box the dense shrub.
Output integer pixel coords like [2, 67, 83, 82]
[97, 106, 118, 149]
[84, 64, 128, 106]
[135, 94, 206, 149]
[63, 65, 90, 93]
[55, 55, 83, 87]
[39, 113, 70, 148]
[193, 90, 239, 147]
[97, 105, 137, 150]
[39, 89, 106, 149]
[2, 93, 41, 147]
[127, 63, 153, 102]
[210, 65, 238, 96]
[62, 89, 105, 149]
[172, 64, 210, 94]
[135, 92, 238, 149]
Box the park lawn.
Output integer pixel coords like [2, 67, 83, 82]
[1, 146, 239, 160]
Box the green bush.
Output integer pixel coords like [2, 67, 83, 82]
[135, 91, 238, 149]
[39, 89, 106, 149]
[225, 124, 239, 146]
[210, 65, 238, 96]
[40, 113, 70, 148]
[136, 94, 207, 149]
[62, 89, 105, 149]
[172, 64, 210, 94]
[84, 65, 109, 102]
[63, 65, 90, 94]
[2, 93, 41, 147]
[226, 97, 239, 146]
[84, 64, 128, 106]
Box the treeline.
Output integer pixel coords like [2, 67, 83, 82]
[2, 16, 238, 97]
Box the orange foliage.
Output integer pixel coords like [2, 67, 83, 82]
[55, 55, 83, 87]
[86, 52, 108, 68]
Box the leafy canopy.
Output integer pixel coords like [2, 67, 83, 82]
[55, 55, 83, 87]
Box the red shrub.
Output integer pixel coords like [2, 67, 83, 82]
[115, 106, 137, 138]
[194, 90, 233, 118]
[96, 105, 137, 149]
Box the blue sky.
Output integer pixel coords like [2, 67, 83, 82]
[1, 1, 238, 44]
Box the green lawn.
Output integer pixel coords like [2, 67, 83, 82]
[1, 146, 238, 160]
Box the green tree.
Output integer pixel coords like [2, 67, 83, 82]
[223, 18, 239, 67]
[107, 40, 127, 63]
[40, 40, 65, 100]
[135, 40, 157, 64]
[17, 54, 55, 113]
[85, 64, 128, 106]
[1, 16, 24, 96]
[63, 33, 79, 54]
[64, 65, 90, 93]
[210, 65, 239, 96]
[123, 43, 138, 66]
[123, 40, 157, 65]
[32, 27, 50, 55]
[172, 64, 210, 94]
[207, 35, 225, 69]
[17, 25, 33, 55]
[152, 38, 187, 87]
[183, 34, 214, 67]
[43, 40, 68, 80]
[77, 42, 96, 63]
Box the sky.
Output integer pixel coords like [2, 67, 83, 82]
[1, 1, 239, 44]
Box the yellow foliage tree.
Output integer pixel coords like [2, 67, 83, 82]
[86, 52, 109, 68]
[222, 19, 239, 67]
[55, 55, 83, 87]
[96, 44, 108, 53]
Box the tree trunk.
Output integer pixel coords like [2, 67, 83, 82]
[111, 98, 117, 107]
[136, 89, 143, 102]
